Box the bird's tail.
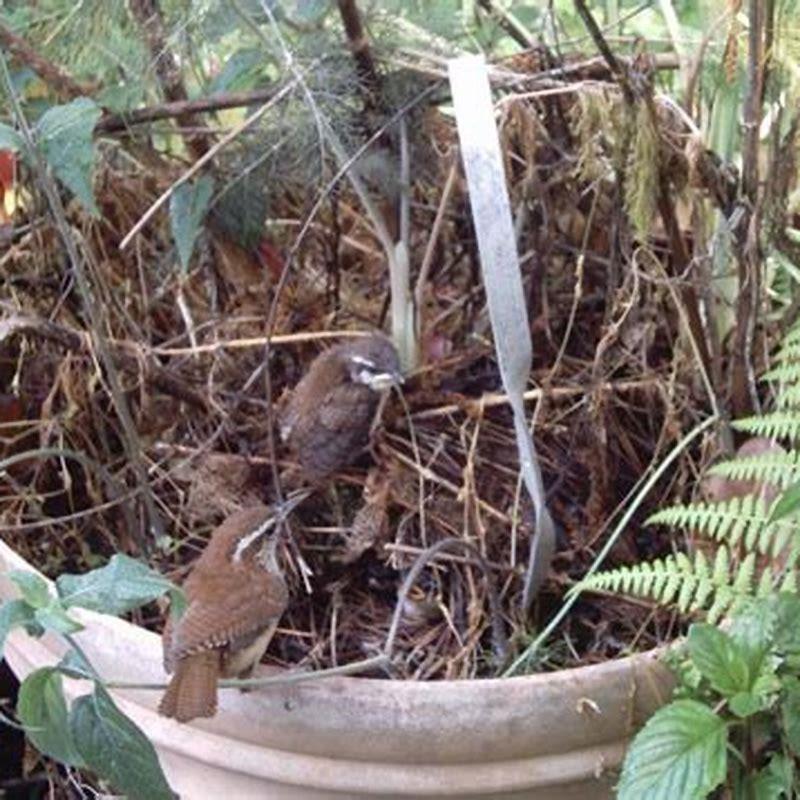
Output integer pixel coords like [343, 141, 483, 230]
[159, 650, 220, 723]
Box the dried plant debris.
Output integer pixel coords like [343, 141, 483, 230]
[1, 47, 753, 681]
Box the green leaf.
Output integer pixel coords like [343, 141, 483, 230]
[70, 685, 175, 800]
[0, 599, 36, 657]
[17, 668, 83, 767]
[750, 753, 794, 800]
[782, 680, 800, 756]
[36, 97, 101, 216]
[618, 699, 727, 800]
[56, 554, 179, 616]
[773, 594, 800, 655]
[729, 598, 775, 675]
[769, 480, 800, 523]
[57, 648, 95, 680]
[208, 48, 265, 94]
[34, 601, 84, 636]
[169, 175, 214, 269]
[688, 623, 751, 696]
[293, 0, 331, 24]
[9, 570, 51, 609]
[729, 690, 764, 718]
[0, 123, 23, 151]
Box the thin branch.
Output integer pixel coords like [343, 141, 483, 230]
[0, 52, 165, 550]
[118, 77, 300, 250]
[128, 0, 210, 159]
[95, 86, 282, 133]
[0, 21, 95, 100]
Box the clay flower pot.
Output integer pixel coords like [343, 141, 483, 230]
[0, 537, 673, 799]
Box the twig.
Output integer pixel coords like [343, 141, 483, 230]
[0, 448, 139, 550]
[383, 538, 508, 667]
[128, 0, 210, 159]
[414, 158, 458, 338]
[387, 444, 510, 524]
[336, 0, 382, 108]
[0, 312, 207, 410]
[118, 78, 300, 250]
[101, 654, 391, 691]
[572, 0, 633, 102]
[476, 0, 535, 48]
[95, 86, 283, 133]
[503, 414, 717, 675]
[410, 378, 659, 419]
[0, 52, 164, 550]
[0, 21, 94, 100]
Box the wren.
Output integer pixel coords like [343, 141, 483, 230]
[159, 495, 306, 723]
[279, 334, 403, 482]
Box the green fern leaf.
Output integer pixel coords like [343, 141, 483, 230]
[734, 412, 800, 441]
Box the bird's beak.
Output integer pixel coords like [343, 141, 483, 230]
[368, 370, 405, 391]
[277, 488, 313, 520]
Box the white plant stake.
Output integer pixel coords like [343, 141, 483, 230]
[448, 54, 555, 609]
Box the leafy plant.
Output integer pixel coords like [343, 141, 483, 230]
[0, 556, 180, 799]
[619, 594, 800, 799]
[579, 321, 800, 618]
[0, 96, 101, 216]
[576, 321, 800, 796]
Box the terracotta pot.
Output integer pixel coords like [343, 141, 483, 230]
[0, 537, 673, 799]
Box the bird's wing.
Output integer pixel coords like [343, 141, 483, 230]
[316, 383, 375, 433]
[167, 567, 288, 661]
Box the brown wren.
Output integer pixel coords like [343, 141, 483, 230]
[159, 494, 306, 723]
[279, 334, 403, 482]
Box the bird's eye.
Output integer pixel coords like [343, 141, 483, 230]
[349, 355, 377, 370]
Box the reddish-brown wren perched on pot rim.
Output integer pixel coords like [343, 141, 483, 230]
[279, 334, 403, 482]
[159, 493, 308, 723]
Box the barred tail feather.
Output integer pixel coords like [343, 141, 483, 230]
[159, 650, 220, 723]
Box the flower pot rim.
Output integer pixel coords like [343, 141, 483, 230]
[0, 534, 669, 688]
[1, 535, 674, 797]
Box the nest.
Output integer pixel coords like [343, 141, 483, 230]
[1, 54, 724, 681]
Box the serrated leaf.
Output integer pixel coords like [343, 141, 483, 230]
[9, 570, 51, 609]
[0, 123, 23, 151]
[56, 554, 179, 616]
[729, 599, 775, 676]
[17, 667, 83, 767]
[773, 594, 800, 654]
[34, 601, 84, 636]
[782, 681, 800, 756]
[618, 699, 727, 800]
[169, 175, 213, 269]
[70, 685, 175, 800]
[0, 599, 36, 658]
[688, 623, 751, 696]
[729, 690, 764, 718]
[36, 97, 101, 215]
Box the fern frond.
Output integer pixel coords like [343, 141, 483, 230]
[733, 412, 800, 441]
[761, 361, 800, 386]
[706, 449, 800, 486]
[647, 496, 800, 562]
[577, 548, 753, 623]
[772, 338, 800, 363]
[776, 383, 800, 409]
[779, 323, 800, 350]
